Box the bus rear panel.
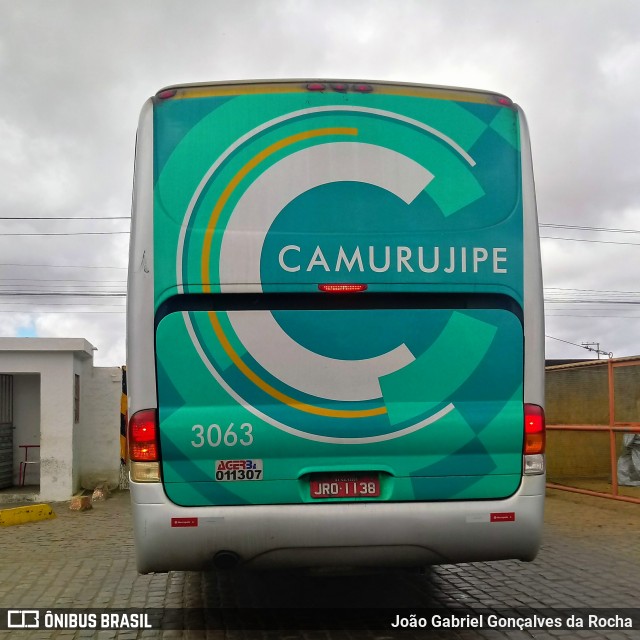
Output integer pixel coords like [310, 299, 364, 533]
[127, 80, 545, 573]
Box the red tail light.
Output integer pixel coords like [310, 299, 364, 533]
[305, 82, 374, 94]
[524, 404, 545, 455]
[156, 89, 177, 100]
[352, 83, 373, 93]
[318, 283, 368, 294]
[129, 409, 159, 462]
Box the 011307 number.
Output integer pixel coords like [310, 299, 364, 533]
[215, 459, 264, 482]
[191, 423, 253, 448]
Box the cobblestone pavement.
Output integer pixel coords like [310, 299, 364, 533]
[1, 489, 639, 639]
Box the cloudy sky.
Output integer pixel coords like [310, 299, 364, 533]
[1, 0, 639, 366]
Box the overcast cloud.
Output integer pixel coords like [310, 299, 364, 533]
[0, 0, 639, 365]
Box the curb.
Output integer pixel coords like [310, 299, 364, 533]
[0, 503, 56, 526]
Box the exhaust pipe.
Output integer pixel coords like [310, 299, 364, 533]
[213, 550, 240, 570]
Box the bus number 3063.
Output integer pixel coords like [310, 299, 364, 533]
[191, 423, 253, 448]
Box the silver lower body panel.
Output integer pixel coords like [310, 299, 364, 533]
[130, 476, 545, 573]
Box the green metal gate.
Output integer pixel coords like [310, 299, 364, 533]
[0, 375, 14, 489]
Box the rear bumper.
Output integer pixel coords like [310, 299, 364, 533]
[130, 476, 545, 573]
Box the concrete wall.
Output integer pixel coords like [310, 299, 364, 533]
[45, 352, 76, 500]
[0, 338, 122, 502]
[78, 366, 122, 490]
[0, 348, 77, 500]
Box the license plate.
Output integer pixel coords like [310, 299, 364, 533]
[215, 459, 263, 481]
[309, 474, 380, 499]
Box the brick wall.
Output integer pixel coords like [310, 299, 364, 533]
[545, 361, 640, 480]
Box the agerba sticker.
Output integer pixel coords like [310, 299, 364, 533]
[215, 459, 263, 481]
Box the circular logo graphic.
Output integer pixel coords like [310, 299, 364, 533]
[176, 105, 495, 443]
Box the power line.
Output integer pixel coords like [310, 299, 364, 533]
[0, 284, 125, 290]
[546, 307, 640, 311]
[0, 231, 129, 236]
[540, 236, 640, 246]
[0, 216, 130, 220]
[545, 300, 639, 305]
[546, 287, 640, 293]
[1, 228, 639, 244]
[0, 292, 125, 297]
[546, 335, 616, 359]
[2, 217, 637, 234]
[547, 314, 640, 318]
[3, 301, 126, 307]
[0, 278, 127, 284]
[539, 223, 640, 234]
[0, 309, 126, 314]
[2, 232, 636, 243]
[4, 310, 630, 317]
[0, 263, 127, 270]
[3, 232, 636, 242]
[0, 218, 635, 235]
[546, 335, 583, 347]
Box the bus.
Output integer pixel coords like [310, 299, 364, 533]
[127, 80, 545, 573]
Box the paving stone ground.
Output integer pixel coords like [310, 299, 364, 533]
[1, 489, 639, 639]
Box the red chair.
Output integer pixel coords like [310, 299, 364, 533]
[18, 445, 40, 487]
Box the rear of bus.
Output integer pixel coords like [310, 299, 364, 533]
[127, 80, 545, 573]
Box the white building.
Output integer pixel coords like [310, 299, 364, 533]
[0, 338, 122, 502]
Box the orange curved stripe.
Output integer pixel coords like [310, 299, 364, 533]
[200, 126, 386, 418]
[201, 127, 357, 291]
[208, 312, 387, 419]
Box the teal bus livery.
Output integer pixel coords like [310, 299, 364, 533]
[127, 80, 545, 573]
